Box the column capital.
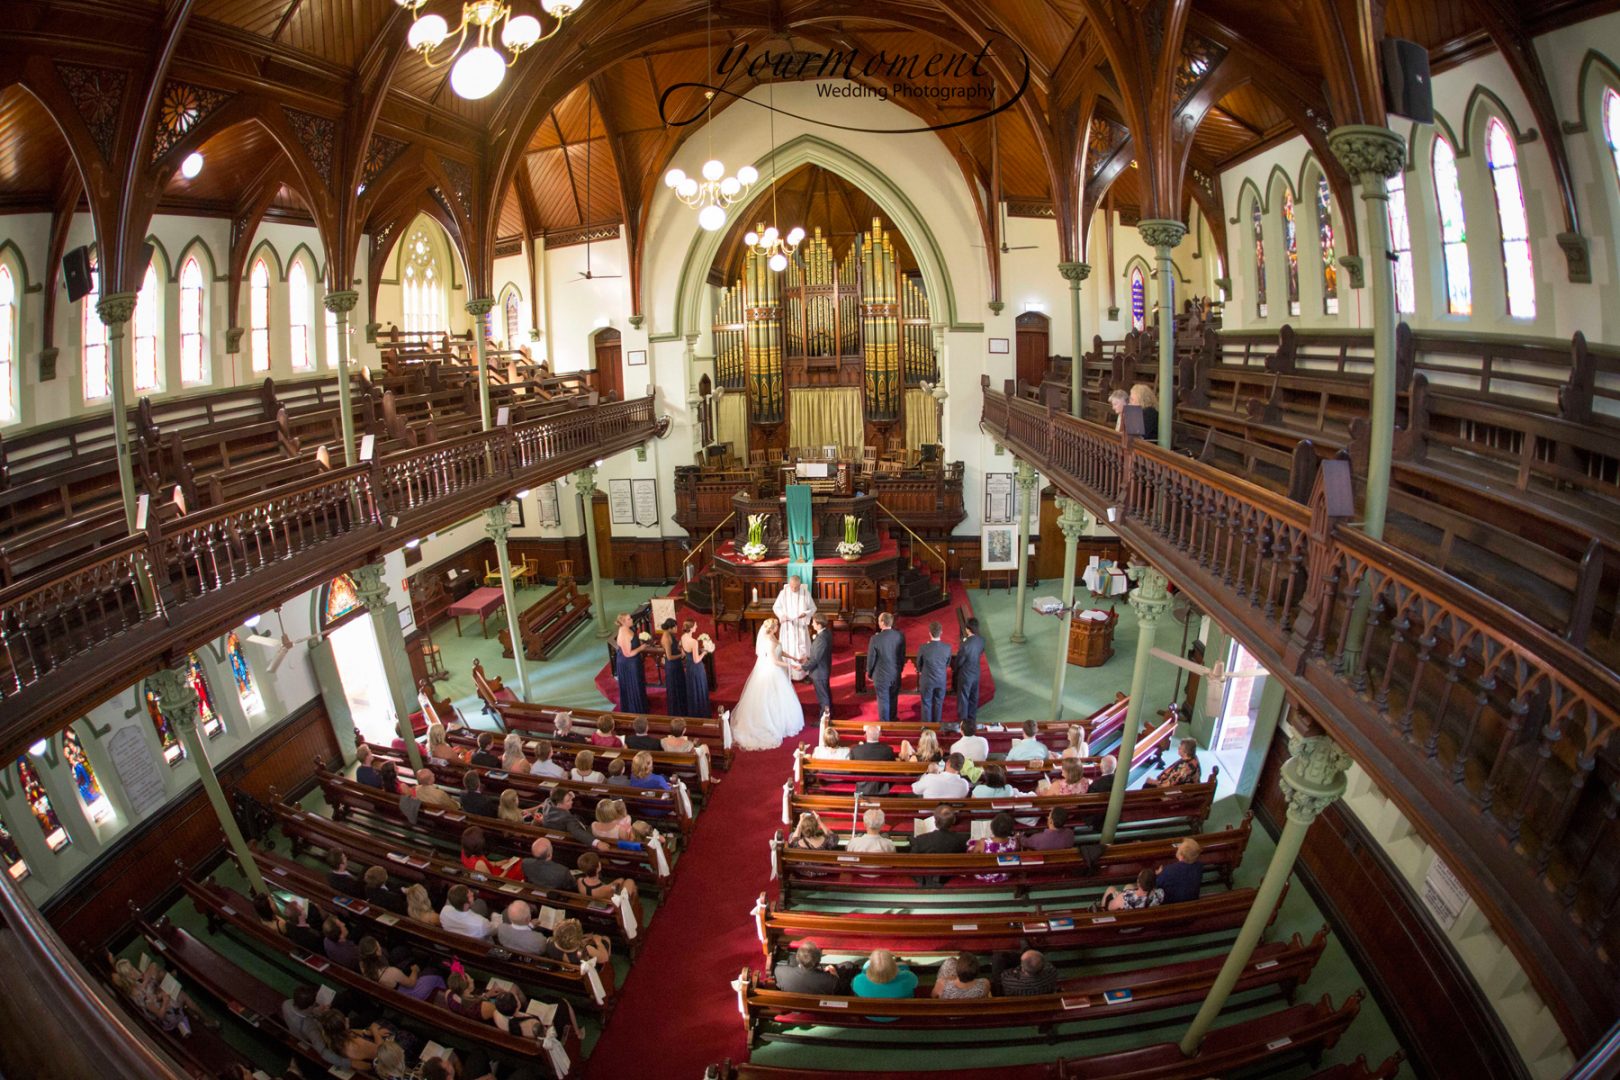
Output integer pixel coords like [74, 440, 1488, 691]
[1126, 564, 1174, 624]
[465, 297, 496, 316]
[351, 561, 390, 609]
[1054, 495, 1090, 540]
[1014, 459, 1039, 489]
[1135, 220, 1187, 251]
[225, 327, 245, 353]
[1057, 261, 1091, 283]
[148, 666, 199, 732]
[1327, 124, 1406, 182]
[96, 291, 139, 326]
[484, 503, 513, 543]
[1279, 733, 1354, 825]
[323, 289, 360, 314]
[573, 467, 598, 497]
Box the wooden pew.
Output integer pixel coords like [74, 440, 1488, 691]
[826, 694, 1130, 753]
[498, 579, 593, 661]
[1306, 1052, 1406, 1080]
[182, 879, 583, 1079]
[773, 813, 1254, 905]
[494, 699, 735, 769]
[472, 658, 521, 717]
[438, 727, 715, 794]
[735, 929, 1327, 1044]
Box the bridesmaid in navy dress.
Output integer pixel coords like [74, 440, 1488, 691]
[659, 619, 688, 717]
[680, 618, 712, 719]
[614, 613, 653, 713]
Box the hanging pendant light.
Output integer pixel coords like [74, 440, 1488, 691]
[395, 0, 584, 101]
[743, 75, 803, 270]
[664, 0, 752, 229]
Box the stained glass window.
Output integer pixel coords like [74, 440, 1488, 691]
[1433, 136, 1472, 315]
[325, 308, 340, 368]
[16, 757, 69, 851]
[1387, 171, 1416, 315]
[188, 652, 223, 738]
[1251, 198, 1267, 318]
[1281, 185, 1300, 317]
[1130, 268, 1146, 332]
[1606, 89, 1620, 189]
[1316, 177, 1339, 315]
[504, 291, 521, 345]
[1485, 119, 1535, 319]
[402, 229, 444, 334]
[0, 264, 15, 422]
[63, 729, 112, 825]
[133, 262, 160, 393]
[325, 573, 360, 625]
[288, 260, 313, 370]
[0, 816, 28, 881]
[180, 257, 206, 384]
[82, 264, 108, 401]
[250, 258, 271, 372]
[226, 631, 263, 716]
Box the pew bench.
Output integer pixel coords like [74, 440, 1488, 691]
[495, 701, 735, 769]
[437, 728, 716, 795]
[498, 579, 593, 661]
[825, 694, 1129, 753]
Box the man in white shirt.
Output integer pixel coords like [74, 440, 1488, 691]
[846, 807, 897, 853]
[910, 753, 972, 800]
[949, 718, 990, 763]
[494, 900, 548, 955]
[439, 885, 497, 940]
[532, 740, 566, 779]
[1004, 721, 1049, 762]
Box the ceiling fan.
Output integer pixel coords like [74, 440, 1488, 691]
[244, 609, 319, 673]
[1149, 646, 1266, 717]
[574, 89, 622, 282]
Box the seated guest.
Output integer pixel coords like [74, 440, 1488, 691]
[439, 884, 497, 940]
[470, 731, 501, 768]
[322, 915, 361, 968]
[377, 760, 405, 796]
[625, 717, 662, 751]
[404, 884, 440, 927]
[284, 897, 324, 952]
[363, 865, 409, 914]
[847, 807, 897, 853]
[574, 850, 640, 905]
[813, 726, 850, 760]
[532, 739, 566, 779]
[1088, 755, 1119, 794]
[358, 936, 446, 1001]
[661, 718, 695, 754]
[544, 917, 613, 966]
[912, 752, 972, 799]
[570, 749, 605, 784]
[773, 941, 842, 994]
[852, 949, 918, 1019]
[540, 788, 596, 846]
[897, 728, 942, 764]
[949, 719, 990, 763]
[850, 723, 897, 796]
[1024, 807, 1076, 851]
[326, 849, 363, 894]
[1003, 721, 1048, 762]
[521, 837, 576, 892]
[444, 970, 499, 1023]
[495, 900, 549, 955]
[459, 771, 498, 817]
[551, 713, 587, 743]
[629, 750, 672, 792]
[254, 891, 288, 933]
[315, 1007, 386, 1070]
[1156, 838, 1205, 903]
[354, 745, 385, 788]
[1101, 867, 1165, 911]
[1130, 382, 1160, 441]
[788, 811, 837, 851]
[488, 991, 548, 1041]
[589, 716, 621, 747]
[1038, 758, 1089, 796]
[370, 1039, 418, 1080]
[998, 949, 1059, 996]
[1060, 725, 1089, 760]
[498, 787, 535, 823]
[591, 798, 635, 843]
[969, 812, 1021, 882]
[460, 826, 523, 880]
[1108, 388, 1130, 430]
[427, 723, 470, 764]
[281, 985, 347, 1068]
[414, 767, 459, 810]
[909, 806, 968, 853]
[931, 951, 991, 999]
[971, 764, 1025, 799]
[501, 732, 532, 775]
[1147, 738, 1202, 787]
[605, 757, 633, 786]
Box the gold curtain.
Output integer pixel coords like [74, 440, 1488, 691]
[716, 392, 749, 458]
[904, 388, 939, 450]
[789, 387, 863, 456]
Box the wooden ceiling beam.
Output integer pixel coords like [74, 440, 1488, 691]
[551, 110, 585, 226]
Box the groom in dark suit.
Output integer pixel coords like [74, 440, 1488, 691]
[953, 617, 986, 722]
[804, 614, 834, 720]
[867, 612, 907, 724]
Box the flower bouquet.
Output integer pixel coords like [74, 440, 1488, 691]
[637, 631, 652, 643]
[698, 633, 714, 650]
[837, 514, 864, 561]
[741, 513, 769, 561]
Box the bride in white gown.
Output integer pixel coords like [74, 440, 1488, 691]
[731, 618, 807, 750]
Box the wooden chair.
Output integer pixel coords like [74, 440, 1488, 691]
[861, 446, 877, 474]
[848, 578, 879, 636]
[717, 578, 747, 639]
[419, 636, 447, 682]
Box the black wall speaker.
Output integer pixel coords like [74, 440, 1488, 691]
[1381, 38, 1434, 124]
[62, 246, 93, 304]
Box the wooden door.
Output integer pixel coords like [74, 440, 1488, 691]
[1035, 488, 1065, 583]
[594, 328, 623, 401]
[1015, 311, 1050, 390]
[591, 494, 615, 581]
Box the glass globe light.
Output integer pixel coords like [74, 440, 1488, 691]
[450, 46, 506, 99]
[744, 231, 760, 246]
[768, 252, 788, 272]
[787, 226, 805, 245]
[736, 165, 759, 185]
[502, 15, 542, 49]
[407, 13, 449, 49]
[719, 176, 740, 197]
[698, 204, 727, 231]
[701, 159, 725, 182]
[28, 740, 47, 757]
[179, 152, 204, 180]
[664, 168, 687, 189]
[762, 226, 778, 244]
[541, 0, 579, 13]
[677, 177, 699, 199]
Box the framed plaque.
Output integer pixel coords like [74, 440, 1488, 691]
[988, 337, 1011, 354]
[627, 349, 647, 367]
[609, 479, 634, 524]
[632, 478, 659, 527]
[983, 471, 1014, 524]
[537, 482, 561, 527]
[981, 525, 1018, 571]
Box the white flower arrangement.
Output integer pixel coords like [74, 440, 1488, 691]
[838, 514, 863, 559]
[698, 633, 714, 649]
[637, 631, 652, 643]
[741, 541, 769, 560]
[742, 514, 769, 560]
[836, 539, 864, 558]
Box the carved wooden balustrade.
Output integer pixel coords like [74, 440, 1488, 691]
[0, 395, 659, 757]
[982, 376, 1620, 1050]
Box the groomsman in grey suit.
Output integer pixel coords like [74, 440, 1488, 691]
[953, 617, 986, 722]
[915, 622, 953, 727]
[804, 614, 835, 720]
[866, 612, 907, 724]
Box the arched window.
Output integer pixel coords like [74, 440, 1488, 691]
[82, 264, 108, 401]
[179, 257, 206, 384]
[1316, 176, 1339, 315]
[1606, 88, 1620, 187]
[324, 573, 361, 625]
[250, 258, 271, 371]
[144, 653, 221, 765]
[1387, 171, 1416, 315]
[1129, 267, 1146, 332]
[62, 729, 111, 825]
[1485, 119, 1535, 319]
[504, 290, 521, 345]
[401, 228, 444, 334]
[132, 262, 160, 393]
[325, 308, 340, 368]
[0, 816, 27, 881]
[1432, 136, 1472, 315]
[1251, 198, 1267, 318]
[226, 631, 263, 716]
[288, 259, 313, 370]
[16, 757, 68, 851]
[0, 265, 16, 422]
[1281, 185, 1300, 316]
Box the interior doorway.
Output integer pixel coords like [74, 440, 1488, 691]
[328, 618, 396, 745]
[1015, 311, 1050, 390]
[590, 491, 615, 582]
[1209, 639, 1269, 779]
[593, 327, 623, 402]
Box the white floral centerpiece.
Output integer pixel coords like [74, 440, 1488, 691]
[837, 514, 864, 561]
[741, 513, 770, 561]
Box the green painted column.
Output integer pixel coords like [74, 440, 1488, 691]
[1179, 731, 1353, 1056]
[323, 290, 360, 466]
[1046, 497, 1090, 719]
[1057, 262, 1091, 418]
[1327, 126, 1406, 542]
[352, 562, 425, 769]
[574, 467, 611, 638]
[150, 665, 268, 895]
[1009, 460, 1039, 645]
[485, 503, 530, 699]
[466, 298, 495, 431]
[1135, 221, 1187, 451]
[1100, 565, 1173, 843]
[96, 292, 141, 531]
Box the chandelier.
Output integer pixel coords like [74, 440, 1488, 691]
[661, 0, 753, 231]
[396, 0, 584, 101]
[742, 76, 802, 271]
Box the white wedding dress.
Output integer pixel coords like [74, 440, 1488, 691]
[731, 633, 806, 750]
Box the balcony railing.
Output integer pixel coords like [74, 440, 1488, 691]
[982, 377, 1620, 1051]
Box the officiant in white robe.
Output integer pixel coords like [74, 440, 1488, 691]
[773, 576, 815, 680]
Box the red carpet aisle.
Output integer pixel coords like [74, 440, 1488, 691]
[582, 736, 801, 1079]
[594, 581, 995, 724]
